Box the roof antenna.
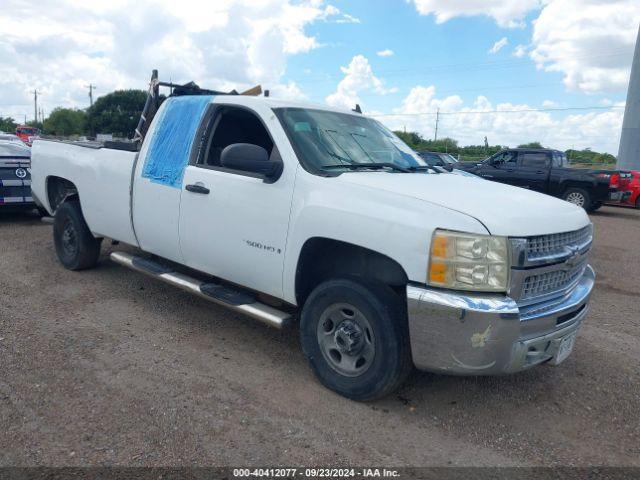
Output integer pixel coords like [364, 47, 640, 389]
[353, 104, 362, 114]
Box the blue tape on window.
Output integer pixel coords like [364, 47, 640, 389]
[141, 95, 212, 188]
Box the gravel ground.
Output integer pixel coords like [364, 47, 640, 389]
[0, 206, 638, 467]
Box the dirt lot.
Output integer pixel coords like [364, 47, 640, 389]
[0, 206, 639, 467]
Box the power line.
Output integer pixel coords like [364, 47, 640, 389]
[294, 49, 632, 84]
[371, 105, 625, 118]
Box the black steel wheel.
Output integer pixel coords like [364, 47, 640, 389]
[53, 201, 102, 270]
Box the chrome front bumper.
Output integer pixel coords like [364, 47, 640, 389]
[406, 265, 595, 375]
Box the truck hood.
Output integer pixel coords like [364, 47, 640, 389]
[336, 172, 590, 236]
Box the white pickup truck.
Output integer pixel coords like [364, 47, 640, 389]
[31, 83, 595, 400]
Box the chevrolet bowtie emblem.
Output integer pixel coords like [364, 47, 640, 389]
[564, 247, 581, 268]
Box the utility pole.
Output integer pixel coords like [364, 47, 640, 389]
[33, 90, 39, 124]
[434, 108, 440, 141]
[86, 84, 97, 108]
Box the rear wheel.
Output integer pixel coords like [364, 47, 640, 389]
[563, 188, 591, 210]
[636, 197, 640, 209]
[300, 278, 412, 401]
[53, 201, 102, 270]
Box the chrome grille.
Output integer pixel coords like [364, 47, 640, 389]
[525, 226, 592, 261]
[521, 262, 587, 299]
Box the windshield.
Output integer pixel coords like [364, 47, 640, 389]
[275, 108, 429, 172]
[553, 151, 569, 167]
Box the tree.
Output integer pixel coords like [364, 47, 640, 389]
[86, 89, 148, 138]
[566, 148, 616, 165]
[517, 141, 543, 148]
[394, 131, 424, 148]
[44, 108, 87, 136]
[0, 116, 17, 132]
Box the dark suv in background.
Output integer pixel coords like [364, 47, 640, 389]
[457, 148, 627, 212]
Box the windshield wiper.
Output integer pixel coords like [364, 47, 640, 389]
[322, 163, 410, 173]
[406, 165, 442, 173]
[324, 150, 353, 164]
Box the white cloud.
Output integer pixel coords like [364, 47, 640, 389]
[488, 37, 509, 54]
[377, 85, 624, 154]
[377, 49, 394, 57]
[530, 0, 640, 93]
[0, 0, 353, 121]
[325, 54, 397, 110]
[336, 13, 361, 24]
[268, 81, 308, 101]
[323, 5, 360, 24]
[410, 0, 640, 94]
[542, 100, 558, 108]
[410, 0, 542, 28]
[512, 44, 527, 58]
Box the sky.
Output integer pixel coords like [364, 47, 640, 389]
[0, 0, 638, 154]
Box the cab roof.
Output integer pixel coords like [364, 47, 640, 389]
[205, 94, 361, 116]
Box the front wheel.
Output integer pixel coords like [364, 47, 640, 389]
[563, 188, 591, 210]
[53, 201, 102, 270]
[300, 278, 412, 401]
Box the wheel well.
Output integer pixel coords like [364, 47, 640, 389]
[295, 238, 408, 305]
[560, 182, 591, 194]
[47, 176, 78, 212]
[561, 185, 591, 200]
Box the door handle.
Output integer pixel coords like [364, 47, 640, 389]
[536, 170, 545, 174]
[185, 184, 210, 194]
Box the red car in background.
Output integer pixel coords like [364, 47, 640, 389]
[15, 125, 40, 146]
[620, 171, 640, 208]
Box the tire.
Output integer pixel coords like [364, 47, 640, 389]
[300, 278, 412, 401]
[563, 188, 591, 210]
[53, 201, 102, 270]
[636, 197, 640, 209]
[590, 201, 603, 211]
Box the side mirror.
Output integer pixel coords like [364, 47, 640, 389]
[221, 143, 280, 178]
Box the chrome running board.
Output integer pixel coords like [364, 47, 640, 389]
[110, 251, 291, 329]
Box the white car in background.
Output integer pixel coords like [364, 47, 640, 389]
[0, 141, 34, 210]
[0, 133, 28, 146]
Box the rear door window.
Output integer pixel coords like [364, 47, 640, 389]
[520, 152, 550, 168]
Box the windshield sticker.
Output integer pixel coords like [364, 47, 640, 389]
[294, 122, 311, 132]
[141, 95, 212, 188]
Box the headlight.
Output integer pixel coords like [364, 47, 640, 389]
[428, 230, 509, 292]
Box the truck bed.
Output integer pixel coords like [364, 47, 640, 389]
[31, 140, 139, 246]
